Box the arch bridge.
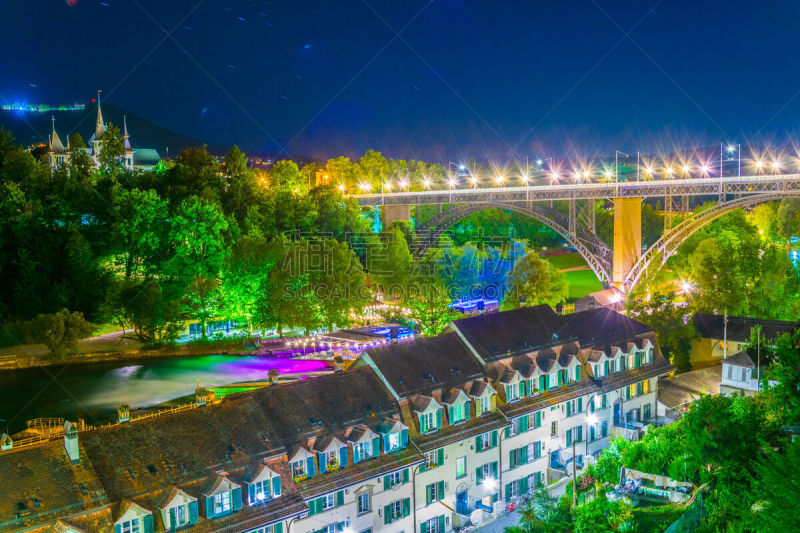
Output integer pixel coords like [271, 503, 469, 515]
[354, 174, 800, 292]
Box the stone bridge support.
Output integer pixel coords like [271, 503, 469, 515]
[381, 205, 412, 230]
[612, 197, 642, 287]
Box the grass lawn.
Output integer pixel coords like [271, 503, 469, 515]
[564, 269, 604, 301]
[546, 253, 588, 270]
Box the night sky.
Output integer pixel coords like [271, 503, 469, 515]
[3, 0, 800, 161]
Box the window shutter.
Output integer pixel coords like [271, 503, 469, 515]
[114, 525, 121, 533]
[509, 449, 517, 469]
[490, 394, 496, 410]
[169, 508, 177, 533]
[602, 421, 608, 437]
[308, 498, 317, 517]
[578, 397, 583, 413]
[275, 523, 283, 533]
[576, 366, 581, 382]
[491, 461, 498, 479]
[383, 434, 391, 453]
[536, 410, 542, 428]
[188, 501, 199, 524]
[464, 401, 471, 421]
[567, 402, 572, 417]
[505, 482, 513, 502]
[421, 521, 429, 533]
[205, 497, 215, 518]
[535, 440, 541, 459]
[319, 453, 327, 473]
[384, 475, 391, 491]
[566, 429, 572, 447]
[491, 430, 497, 448]
[384, 505, 392, 525]
[447, 406, 454, 424]
[475, 436, 482, 452]
[143, 515, 154, 533]
[339, 447, 348, 468]
[519, 445, 528, 465]
[437, 448, 444, 467]
[247, 483, 256, 504]
[336, 490, 344, 507]
[306, 457, 316, 478]
[426, 484, 434, 505]
[232, 487, 243, 511]
[273, 476, 282, 496]
[520, 475, 529, 494]
[476, 467, 483, 485]
[402, 498, 410, 517]
[520, 415, 528, 433]
[401, 429, 409, 448]
[539, 376, 546, 392]
[436, 409, 443, 428]
[438, 514, 445, 533]
[372, 437, 381, 457]
[403, 468, 409, 483]
[437, 480, 445, 500]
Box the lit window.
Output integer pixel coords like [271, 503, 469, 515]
[214, 491, 232, 514]
[456, 456, 466, 478]
[175, 504, 187, 526]
[388, 432, 401, 451]
[420, 412, 436, 433]
[252, 479, 271, 503]
[423, 516, 441, 533]
[353, 441, 371, 463]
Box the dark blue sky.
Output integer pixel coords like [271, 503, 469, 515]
[3, 0, 800, 161]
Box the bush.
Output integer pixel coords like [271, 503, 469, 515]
[24, 308, 94, 360]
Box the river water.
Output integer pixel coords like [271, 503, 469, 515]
[0, 354, 331, 434]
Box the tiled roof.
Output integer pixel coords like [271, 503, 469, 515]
[452, 306, 654, 361]
[0, 440, 108, 532]
[692, 313, 796, 342]
[658, 365, 722, 409]
[363, 333, 486, 396]
[723, 350, 755, 368]
[596, 353, 674, 395]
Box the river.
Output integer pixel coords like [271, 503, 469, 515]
[0, 354, 331, 435]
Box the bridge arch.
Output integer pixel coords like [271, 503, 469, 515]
[413, 202, 613, 287]
[622, 192, 800, 292]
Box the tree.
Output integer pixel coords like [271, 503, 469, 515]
[400, 281, 462, 337]
[184, 275, 221, 340]
[269, 160, 306, 193]
[744, 440, 800, 532]
[502, 251, 568, 310]
[514, 489, 572, 533]
[627, 292, 697, 371]
[777, 198, 800, 240]
[97, 123, 125, 177]
[749, 202, 780, 241]
[24, 308, 94, 360]
[313, 238, 370, 330]
[103, 280, 183, 344]
[67, 133, 94, 180]
[165, 196, 229, 284]
[368, 227, 414, 298]
[111, 188, 170, 279]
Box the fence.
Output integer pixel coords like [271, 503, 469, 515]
[664, 493, 706, 533]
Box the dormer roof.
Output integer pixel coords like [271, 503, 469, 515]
[246, 461, 281, 484]
[442, 388, 469, 405]
[287, 445, 313, 463]
[313, 436, 345, 453]
[468, 380, 495, 398]
[346, 425, 376, 443]
[412, 395, 439, 413]
[373, 418, 406, 435]
[154, 486, 195, 509]
[535, 351, 557, 372]
[499, 368, 519, 385]
[201, 473, 240, 497]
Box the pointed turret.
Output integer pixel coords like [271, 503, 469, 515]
[49, 115, 66, 154]
[95, 90, 104, 139]
[123, 115, 132, 150]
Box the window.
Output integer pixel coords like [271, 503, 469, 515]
[353, 441, 371, 463]
[291, 460, 306, 478]
[628, 384, 637, 398]
[320, 493, 335, 511]
[249, 525, 277, 533]
[551, 421, 557, 437]
[388, 432, 401, 451]
[252, 479, 271, 502]
[450, 403, 464, 423]
[386, 471, 402, 488]
[456, 456, 466, 478]
[121, 519, 141, 533]
[643, 379, 650, 394]
[326, 450, 339, 468]
[480, 432, 491, 450]
[628, 354, 635, 369]
[357, 493, 370, 514]
[480, 396, 490, 415]
[175, 504, 187, 527]
[214, 491, 232, 514]
[530, 410, 542, 429]
[422, 517, 442, 533]
[508, 420, 518, 437]
[420, 411, 436, 433]
[426, 482, 443, 503]
[507, 480, 519, 499]
[506, 384, 519, 402]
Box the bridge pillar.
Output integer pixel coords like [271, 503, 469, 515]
[382, 205, 411, 230]
[612, 197, 642, 287]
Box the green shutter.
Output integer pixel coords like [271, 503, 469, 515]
[475, 436, 482, 452]
[421, 521, 429, 533]
[336, 490, 344, 507]
[426, 484, 434, 505]
[436, 409, 442, 429]
[384, 475, 391, 491]
[575, 366, 581, 382]
[275, 523, 283, 533]
[578, 397, 583, 413]
[372, 437, 381, 457]
[464, 401, 471, 421]
[402, 498, 410, 517]
[505, 482, 513, 502]
[437, 448, 444, 467]
[566, 429, 572, 447]
[566, 402, 572, 417]
[384, 505, 392, 525]
[518, 445, 528, 465]
[476, 467, 483, 485]
[188, 501, 198, 524]
[447, 406, 453, 424]
[114, 525, 121, 533]
[402, 468, 409, 483]
[535, 440, 541, 459]
[437, 480, 444, 500]
[520, 475, 529, 495]
[438, 515, 445, 533]
[169, 508, 176, 533]
[143, 515, 154, 533]
[491, 430, 497, 448]
[519, 414, 528, 433]
[491, 461, 498, 479]
[509, 448, 516, 469]
[536, 410, 542, 428]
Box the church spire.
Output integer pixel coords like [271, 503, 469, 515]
[123, 114, 132, 150]
[49, 115, 65, 153]
[95, 89, 104, 139]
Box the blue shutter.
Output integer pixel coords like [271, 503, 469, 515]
[372, 437, 381, 457]
[273, 476, 282, 496]
[401, 429, 409, 448]
[339, 447, 348, 467]
[232, 487, 243, 511]
[248, 483, 256, 504]
[188, 501, 199, 524]
[205, 497, 215, 518]
[306, 456, 316, 477]
[143, 515, 154, 533]
[319, 453, 328, 473]
[114, 525, 121, 533]
[275, 523, 283, 533]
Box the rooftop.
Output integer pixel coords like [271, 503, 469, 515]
[658, 364, 722, 410]
[692, 312, 796, 343]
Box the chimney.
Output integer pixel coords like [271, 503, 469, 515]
[117, 404, 130, 423]
[63, 421, 80, 464]
[0, 433, 12, 451]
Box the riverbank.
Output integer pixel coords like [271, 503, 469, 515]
[0, 330, 267, 372]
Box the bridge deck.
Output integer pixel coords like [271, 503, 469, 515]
[354, 174, 800, 205]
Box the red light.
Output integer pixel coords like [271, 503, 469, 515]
[91, 98, 96, 103]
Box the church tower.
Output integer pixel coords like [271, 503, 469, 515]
[123, 115, 135, 170]
[91, 90, 104, 167]
[48, 115, 70, 169]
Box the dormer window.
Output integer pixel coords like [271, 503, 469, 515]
[213, 492, 231, 515]
[388, 432, 401, 451]
[505, 384, 519, 402]
[450, 403, 464, 423]
[420, 411, 437, 433]
[120, 518, 141, 533]
[353, 441, 371, 463]
[291, 460, 306, 479]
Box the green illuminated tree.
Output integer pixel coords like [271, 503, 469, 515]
[269, 160, 306, 193]
[368, 227, 414, 298]
[111, 188, 169, 279]
[184, 275, 221, 340]
[502, 251, 568, 310]
[166, 196, 229, 283]
[97, 123, 125, 177]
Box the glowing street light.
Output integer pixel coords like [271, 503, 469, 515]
[495, 175, 505, 186]
[772, 160, 781, 172]
[680, 280, 694, 294]
[665, 167, 674, 178]
[583, 170, 592, 180]
[645, 167, 654, 176]
[604, 169, 614, 180]
[700, 164, 710, 175]
[383, 181, 392, 192]
[681, 164, 690, 175]
[422, 177, 431, 189]
[755, 160, 764, 171]
[448, 177, 457, 189]
[573, 171, 582, 182]
[398, 178, 408, 191]
[470, 176, 478, 189]
[359, 182, 371, 192]
[550, 170, 560, 183]
[337, 183, 346, 193]
[482, 477, 498, 491]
